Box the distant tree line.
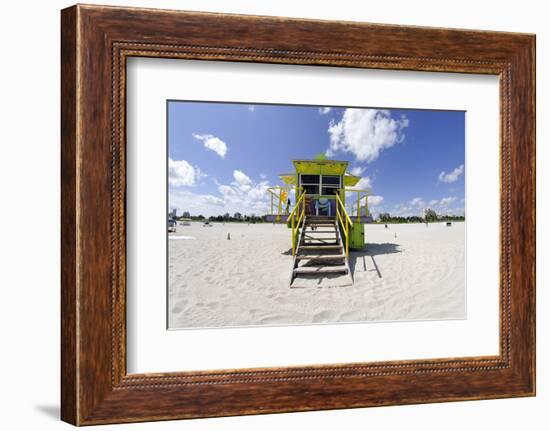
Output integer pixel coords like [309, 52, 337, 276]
[176, 211, 265, 223]
[377, 210, 465, 224]
[175, 209, 464, 225]
[377, 213, 424, 224]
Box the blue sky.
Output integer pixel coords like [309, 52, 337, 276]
[168, 101, 465, 218]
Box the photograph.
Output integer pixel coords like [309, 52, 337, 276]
[167, 101, 466, 329]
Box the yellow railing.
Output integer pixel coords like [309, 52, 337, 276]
[347, 188, 371, 223]
[336, 193, 353, 256]
[267, 186, 293, 222]
[289, 191, 306, 255]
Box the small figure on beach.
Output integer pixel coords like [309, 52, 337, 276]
[286, 197, 291, 214]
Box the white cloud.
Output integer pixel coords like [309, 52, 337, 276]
[391, 196, 464, 217]
[201, 195, 225, 206]
[355, 176, 372, 190]
[319, 107, 332, 115]
[169, 174, 271, 218]
[232, 170, 252, 188]
[390, 203, 418, 217]
[350, 166, 365, 176]
[192, 133, 228, 158]
[168, 158, 205, 187]
[168, 167, 274, 217]
[248, 105, 256, 112]
[372, 195, 465, 219]
[327, 109, 409, 162]
[217, 171, 271, 215]
[438, 164, 464, 183]
[439, 196, 457, 206]
[368, 195, 384, 206]
[169, 189, 224, 217]
[346, 176, 371, 201]
[410, 197, 426, 207]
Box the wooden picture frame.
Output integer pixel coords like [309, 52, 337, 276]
[61, 4, 535, 425]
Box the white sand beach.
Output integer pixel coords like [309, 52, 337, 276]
[168, 222, 465, 329]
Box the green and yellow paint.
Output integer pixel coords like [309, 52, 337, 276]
[265, 154, 371, 257]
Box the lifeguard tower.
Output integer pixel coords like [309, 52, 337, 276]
[265, 155, 371, 287]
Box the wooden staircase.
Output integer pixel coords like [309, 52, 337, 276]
[290, 215, 353, 288]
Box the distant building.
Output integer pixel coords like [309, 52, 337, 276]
[169, 208, 177, 219]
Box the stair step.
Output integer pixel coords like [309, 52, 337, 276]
[304, 229, 336, 233]
[297, 254, 345, 260]
[293, 265, 348, 275]
[300, 245, 342, 250]
[305, 224, 335, 227]
[306, 220, 335, 223]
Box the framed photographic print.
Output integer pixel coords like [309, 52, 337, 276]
[61, 4, 535, 425]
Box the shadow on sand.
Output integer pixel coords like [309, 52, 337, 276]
[283, 242, 401, 279]
[349, 242, 401, 278]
